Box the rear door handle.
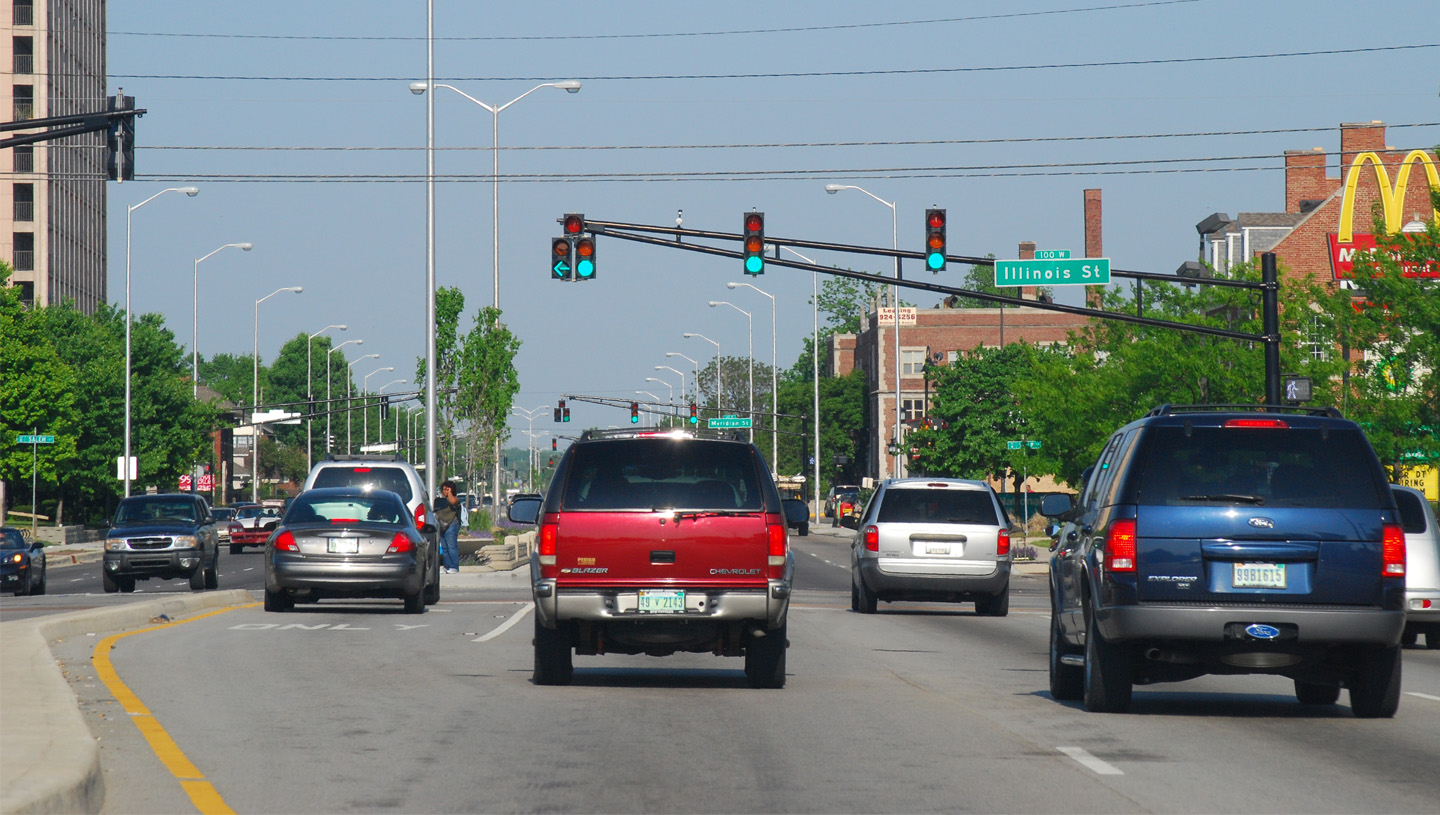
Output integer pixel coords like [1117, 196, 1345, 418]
[650, 550, 676, 564]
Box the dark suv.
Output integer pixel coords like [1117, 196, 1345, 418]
[1040, 405, 1406, 717]
[104, 493, 220, 593]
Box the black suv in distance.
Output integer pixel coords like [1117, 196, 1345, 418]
[104, 493, 221, 593]
[1041, 405, 1406, 717]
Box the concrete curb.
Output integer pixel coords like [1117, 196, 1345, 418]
[0, 590, 253, 815]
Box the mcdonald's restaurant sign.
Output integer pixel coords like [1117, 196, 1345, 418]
[1328, 150, 1440, 281]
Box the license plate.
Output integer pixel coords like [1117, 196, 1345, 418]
[327, 539, 359, 555]
[637, 589, 686, 613]
[924, 545, 951, 555]
[1233, 562, 1286, 589]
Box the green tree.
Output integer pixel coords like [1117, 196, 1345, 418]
[456, 305, 522, 500]
[198, 352, 255, 405]
[774, 370, 868, 487]
[415, 286, 466, 475]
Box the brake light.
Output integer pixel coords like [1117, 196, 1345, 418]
[274, 531, 298, 552]
[1382, 523, 1406, 577]
[353, 467, 371, 473]
[331, 518, 360, 524]
[1105, 519, 1137, 572]
[386, 532, 414, 554]
[863, 525, 879, 552]
[414, 502, 428, 530]
[767, 517, 788, 578]
[1223, 418, 1289, 429]
[539, 520, 558, 579]
[997, 527, 1010, 557]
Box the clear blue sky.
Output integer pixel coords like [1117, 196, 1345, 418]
[104, 1, 1440, 436]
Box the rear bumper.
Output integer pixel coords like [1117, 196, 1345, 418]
[533, 579, 790, 631]
[1405, 588, 1440, 624]
[859, 558, 1010, 597]
[1097, 604, 1405, 645]
[268, 555, 422, 595]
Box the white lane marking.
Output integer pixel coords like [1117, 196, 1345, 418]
[70, 577, 85, 582]
[1057, 746, 1123, 776]
[473, 604, 533, 642]
[1406, 692, 1440, 702]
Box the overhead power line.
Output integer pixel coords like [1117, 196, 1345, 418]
[107, 43, 1440, 83]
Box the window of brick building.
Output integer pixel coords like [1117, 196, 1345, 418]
[901, 398, 927, 422]
[13, 232, 35, 271]
[901, 349, 926, 376]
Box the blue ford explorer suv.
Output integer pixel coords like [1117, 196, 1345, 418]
[1041, 405, 1406, 717]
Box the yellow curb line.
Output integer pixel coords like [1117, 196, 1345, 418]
[92, 603, 260, 815]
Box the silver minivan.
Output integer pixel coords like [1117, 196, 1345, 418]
[850, 478, 1013, 616]
[1394, 484, 1440, 649]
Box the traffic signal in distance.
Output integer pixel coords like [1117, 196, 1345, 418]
[563, 404, 571, 422]
[551, 237, 573, 281]
[554, 402, 562, 422]
[630, 402, 640, 423]
[574, 235, 596, 280]
[743, 212, 765, 275]
[106, 94, 136, 181]
[925, 208, 946, 272]
[563, 213, 585, 237]
[551, 438, 557, 451]
[380, 398, 390, 420]
[689, 403, 698, 425]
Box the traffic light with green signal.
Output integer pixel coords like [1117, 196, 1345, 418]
[743, 212, 764, 275]
[925, 208, 946, 272]
[574, 235, 596, 280]
[630, 402, 640, 423]
[551, 238, 573, 281]
[689, 403, 698, 425]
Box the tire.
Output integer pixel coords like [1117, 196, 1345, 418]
[424, 576, 441, 605]
[1402, 628, 1418, 646]
[119, 577, 135, 593]
[1083, 607, 1133, 713]
[1049, 610, 1083, 701]
[32, 566, 45, 596]
[263, 588, 293, 612]
[975, 584, 1010, 617]
[188, 563, 206, 591]
[403, 586, 425, 615]
[533, 617, 574, 686]
[230, 544, 241, 555]
[1349, 644, 1401, 718]
[1427, 625, 1440, 651]
[102, 570, 119, 593]
[204, 552, 219, 590]
[745, 620, 788, 689]
[853, 571, 877, 614]
[1294, 679, 1341, 705]
[799, 523, 809, 537]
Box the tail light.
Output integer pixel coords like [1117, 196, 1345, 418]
[997, 527, 1010, 557]
[538, 519, 558, 579]
[274, 531, 299, 552]
[1382, 523, 1406, 577]
[386, 532, 414, 554]
[863, 525, 879, 552]
[1104, 519, 1137, 572]
[767, 517, 788, 579]
[414, 502, 429, 530]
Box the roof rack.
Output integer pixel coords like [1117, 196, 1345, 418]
[1144, 404, 1345, 419]
[578, 428, 749, 442]
[321, 453, 403, 462]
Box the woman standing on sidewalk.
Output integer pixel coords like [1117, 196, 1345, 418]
[435, 481, 463, 574]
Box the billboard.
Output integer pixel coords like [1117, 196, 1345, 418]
[1328, 149, 1440, 281]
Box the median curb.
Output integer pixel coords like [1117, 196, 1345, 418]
[0, 590, 253, 815]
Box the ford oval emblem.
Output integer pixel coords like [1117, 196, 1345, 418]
[1248, 517, 1275, 529]
[1245, 623, 1282, 640]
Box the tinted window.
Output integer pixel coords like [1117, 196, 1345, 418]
[212, 508, 235, 522]
[285, 492, 408, 525]
[1134, 426, 1387, 509]
[115, 498, 199, 524]
[311, 466, 414, 503]
[561, 440, 764, 511]
[876, 489, 999, 525]
[1, 529, 26, 549]
[1394, 489, 1431, 534]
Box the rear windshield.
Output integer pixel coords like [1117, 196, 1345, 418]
[561, 440, 764, 511]
[311, 466, 414, 504]
[1394, 489, 1432, 534]
[876, 488, 999, 525]
[1133, 426, 1387, 509]
[285, 492, 408, 526]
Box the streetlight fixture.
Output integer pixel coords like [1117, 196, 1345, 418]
[252, 285, 303, 503]
[644, 377, 674, 404]
[826, 182, 903, 480]
[326, 340, 363, 456]
[709, 301, 754, 442]
[306, 324, 347, 472]
[781, 246, 823, 517]
[654, 365, 688, 404]
[665, 352, 700, 402]
[727, 281, 778, 471]
[411, 75, 581, 519]
[511, 405, 550, 489]
[123, 185, 198, 497]
[346, 354, 380, 454]
[192, 242, 252, 397]
[362, 367, 395, 448]
[682, 333, 722, 415]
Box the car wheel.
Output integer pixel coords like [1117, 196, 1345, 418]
[744, 620, 788, 689]
[1426, 625, 1440, 651]
[1049, 610, 1083, 701]
[188, 564, 206, 591]
[230, 544, 241, 555]
[204, 552, 219, 590]
[853, 571, 878, 614]
[533, 617, 574, 686]
[263, 588, 293, 612]
[1349, 644, 1401, 718]
[1294, 679, 1341, 705]
[1083, 606, 1132, 713]
[119, 577, 136, 593]
[32, 565, 45, 596]
[798, 523, 809, 537]
[403, 586, 425, 615]
[102, 570, 119, 593]
[1402, 627, 1418, 646]
[975, 584, 1010, 617]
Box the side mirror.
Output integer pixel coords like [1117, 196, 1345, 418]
[419, 522, 437, 536]
[1039, 493, 1073, 518]
[781, 498, 809, 527]
[507, 496, 542, 525]
[31, 540, 45, 553]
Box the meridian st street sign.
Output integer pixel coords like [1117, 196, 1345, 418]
[995, 257, 1110, 287]
[707, 417, 753, 429]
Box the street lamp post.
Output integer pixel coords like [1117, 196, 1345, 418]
[362, 367, 395, 449]
[709, 301, 754, 443]
[511, 406, 549, 490]
[377, 380, 407, 444]
[326, 340, 363, 456]
[306, 324, 347, 472]
[192, 242, 252, 397]
[682, 334, 722, 416]
[727, 281, 777, 471]
[781, 246, 823, 518]
[253, 285, 303, 503]
[346, 354, 380, 454]
[124, 185, 198, 497]
[635, 391, 663, 429]
[665, 352, 700, 405]
[644, 377, 674, 405]
[826, 183, 903, 480]
[654, 365, 688, 405]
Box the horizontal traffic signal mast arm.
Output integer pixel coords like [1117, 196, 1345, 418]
[560, 393, 810, 424]
[0, 107, 147, 149]
[581, 220, 1269, 344]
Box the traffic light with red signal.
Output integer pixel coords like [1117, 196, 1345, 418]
[551, 438, 557, 451]
[742, 212, 765, 275]
[925, 208, 946, 272]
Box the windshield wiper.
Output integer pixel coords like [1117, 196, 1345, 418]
[1178, 494, 1265, 505]
[669, 509, 756, 522]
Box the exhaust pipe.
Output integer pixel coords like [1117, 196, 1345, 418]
[1145, 647, 1198, 664]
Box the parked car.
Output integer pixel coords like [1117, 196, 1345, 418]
[849, 479, 1012, 616]
[507, 428, 808, 688]
[103, 493, 220, 593]
[1393, 484, 1440, 649]
[1, 527, 46, 596]
[1040, 404, 1406, 717]
[227, 505, 282, 554]
[301, 455, 439, 605]
[263, 487, 436, 613]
